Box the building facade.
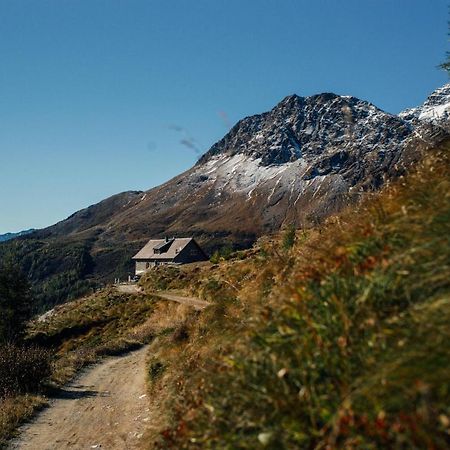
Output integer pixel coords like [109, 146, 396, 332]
[132, 237, 208, 275]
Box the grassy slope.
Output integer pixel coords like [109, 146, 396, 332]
[0, 288, 158, 447]
[140, 145, 450, 449]
[0, 396, 48, 449]
[1, 145, 448, 449]
[28, 288, 159, 384]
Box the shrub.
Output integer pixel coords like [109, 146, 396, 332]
[282, 224, 296, 250]
[0, 344, 51, 398]
[209, 250, 220, 264]
[209, 245, 234, 263]
[220, 245, 234, 260]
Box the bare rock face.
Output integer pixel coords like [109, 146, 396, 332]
[2, 84, 449, 307]
[199, 93, 412, 167]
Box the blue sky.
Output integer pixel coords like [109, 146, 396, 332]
[0, 0, 448, 233]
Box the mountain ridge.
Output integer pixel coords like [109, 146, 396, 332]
[1, 83, 449, 309]
[197, 91, 410, 166]
[0, 229, 36, 243]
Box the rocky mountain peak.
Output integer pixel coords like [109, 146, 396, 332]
[198, 91, 410, 167]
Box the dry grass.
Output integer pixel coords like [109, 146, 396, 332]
[0, 395, 47, 448]
[140, 145, 450, 449]
[0, 344, 51, 398]
[2, 146, 449, 449]
[28, 288, 160, 385]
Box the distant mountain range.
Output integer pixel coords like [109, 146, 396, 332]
[0, 229, 35, 242]
[1, 84, 449, 309]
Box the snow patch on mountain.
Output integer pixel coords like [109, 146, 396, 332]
[400, 83, 450, 127]
[197, 153, 309, 199]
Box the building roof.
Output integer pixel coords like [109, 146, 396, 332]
[132, 237, 194, 260]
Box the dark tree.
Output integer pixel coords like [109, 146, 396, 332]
[440, 53, 450, 74]
[0, 263, 32, 343]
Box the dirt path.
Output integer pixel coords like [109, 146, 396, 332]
[9, 346, 150, 450]
[115, 284, 210, 311]
[116, 284, 143, 294]
[151, 292, 210, 310]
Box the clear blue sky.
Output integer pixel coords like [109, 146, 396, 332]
[0, 0, 448, 233]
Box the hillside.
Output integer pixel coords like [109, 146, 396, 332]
[2, 140, 448, 449]
[137, 141, 450, 448]
[0, 85, 449, 311]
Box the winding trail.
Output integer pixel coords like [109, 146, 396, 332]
[151, 292, 210, 310]
[116, 284, 210, 310]
[9, 346, 150, 450]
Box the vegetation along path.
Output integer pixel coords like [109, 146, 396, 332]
[9, 346, 150, 450]
[116, 284, 210, 310]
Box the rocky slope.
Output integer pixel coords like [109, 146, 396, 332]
[1, 84, 448, 308]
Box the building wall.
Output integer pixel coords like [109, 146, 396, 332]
[135, 261, 151, 274]
[174, 240, 208, 264]
[135, 259, 174, 274]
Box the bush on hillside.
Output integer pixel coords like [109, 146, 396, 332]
[209, 245, 234, 263]
[0, 344, 51, 398]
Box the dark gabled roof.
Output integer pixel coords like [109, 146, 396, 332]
[132, 237, 194, 260]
